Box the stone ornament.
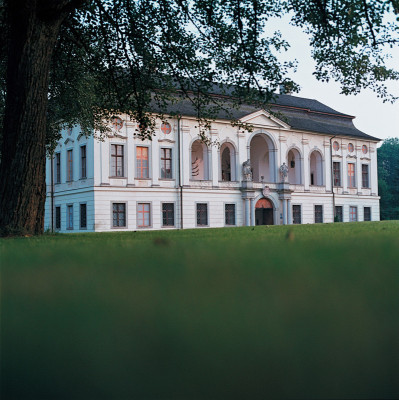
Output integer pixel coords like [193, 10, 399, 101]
[242, 159, 252, 181]
[280, 162, 289, 182]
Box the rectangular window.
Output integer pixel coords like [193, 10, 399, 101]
[160, 148, 172, 179]
[314, 205, 323, 223]
[67, 149, 73, 181]
[349, 206, 358, 222]
[55, 206, 61, 229]
[362, 164, 369, 188]
[80, 203, 87, 229]
[137, 203, 151, 227]
[80, 145, 87, 179]
[364, 207, 371, 221]
[335, 206, 343, 222]
[225, 204, 236, 226]
[67, 205, 73, 229]
[136, 146, 149, 178]
[112, 203, 126, 227]
[333, 162, 341, 186]
[293, 205, 301, 224]
[55, 153, 61, 183]
[111, 144, 124, 177]
[347, 163, 356, 188]
[162, 203, 174, 226]
[197, 203, 208, 226]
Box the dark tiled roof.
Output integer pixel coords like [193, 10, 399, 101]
[151, 93, 380, 141]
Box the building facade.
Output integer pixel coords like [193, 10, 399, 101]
[44, 94, 380, 232]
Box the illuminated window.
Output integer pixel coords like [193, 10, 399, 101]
[162, 203, 174, 226]
[333, 162, 341, 186]
[348, 143, 354, 153]
[161, 122, 171, 134]
[347, 163, 356, 187]
[112, 203, 126, 227]
[293, 205, 301, 224]
[137, 203, 151, 227]
[196, 203, 208, 226]
[333, 141, 339, 151]
[160, 148, 172, 179]
[111, 144, 124, 177]
[113, 117, 123, 130]
[136, 146, 149, 178]
[225, 204, 236, 225]
[67, 149, 73, 181]
[314, 205, 323, 223]
[362, 145, 368, 154]
[349, 206, 358, 222]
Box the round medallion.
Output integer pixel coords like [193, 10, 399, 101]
[348, 143, 354, 153]
[362, 145, 368, 154]
[161, 122, 172, 135]
[333, 141, 339, 151]
[113, 117, 123, 131]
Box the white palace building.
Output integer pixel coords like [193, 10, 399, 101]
[44, 93, 380, 232]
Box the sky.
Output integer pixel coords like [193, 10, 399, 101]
[266, 15, 399, 143]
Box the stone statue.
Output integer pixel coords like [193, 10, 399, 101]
[280, 162, 289, 182]
[242, 159, 252, 181]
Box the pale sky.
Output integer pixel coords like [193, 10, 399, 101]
[266, 15, 399, 143]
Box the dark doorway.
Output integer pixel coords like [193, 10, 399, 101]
[255, 198, 274, 225]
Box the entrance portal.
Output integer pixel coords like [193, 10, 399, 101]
[255, 198, 274, 225]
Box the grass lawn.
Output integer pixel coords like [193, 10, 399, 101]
[1, 221, 399, 399]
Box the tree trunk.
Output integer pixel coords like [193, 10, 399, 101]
[0, 2, 67, 235]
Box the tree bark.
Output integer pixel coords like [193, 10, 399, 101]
[0, 1, 72, 235]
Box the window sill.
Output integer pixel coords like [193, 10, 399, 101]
[159, 178, 175, 181]
[135, 177, 151, 180]
[109, 176, 126, 179]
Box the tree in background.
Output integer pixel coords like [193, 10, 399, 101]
[0, 0, 398, 235]
[378, 137, 399, 220]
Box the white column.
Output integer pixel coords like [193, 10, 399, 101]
[245, 198, 250, 226]
[370, 145, 378, 195]
[152, 141, 159, 185]
[343, 159, 348, 193]
[181, 124, 190, 186]
[282, 199, 287, 225]
[287, 199, 292, 224]
[302, 140, 310, 190]
[100, 140, 110, 185]
[127, 126, 135, 186]
[211, 145, 218, 186]
[250, 198, 255, 226]
[325, 142, 332, 192]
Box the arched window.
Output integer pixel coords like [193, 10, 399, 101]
[220, 142, 236, 181]
[287, 148, 302, 184]
[191, 140, 209, 180]
[309, 150, 323, 186]
[249, 134, 276, 182]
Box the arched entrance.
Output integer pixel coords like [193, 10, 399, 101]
[255, 198, 274, 225]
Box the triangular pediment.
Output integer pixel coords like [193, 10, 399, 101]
[240, 109, 290, 129]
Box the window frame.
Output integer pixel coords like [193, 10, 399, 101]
[79, 203, 87, 230]
[292, 204, 302, 224]
[347, 162, 356, 188]
[224, 203, 236, 226]
[67, 204, 73, 230]
[364, 206, 371, 221]
[112, 202, 127, 228]
[333, 161, 341, 187]
[55, 205, 61, 230]
[161, 202, 175, 227]
[335, 206, 343, 222]
[137, 202, 152, 228]
[80, 145, 87, 179]
[314, 205, 323, 224]
[349, 206, 358, 222]
[136, 145, 150, 179]
[362, 164, 369, 188]
[54, 152, 61, 184]
[196, 202, 209, 227]
[66, 149, 73, 182]
[160, 147, 173, 179]
[110, 144, 125, 178]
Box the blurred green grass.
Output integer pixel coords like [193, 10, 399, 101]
[1, 221, 399, 399]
